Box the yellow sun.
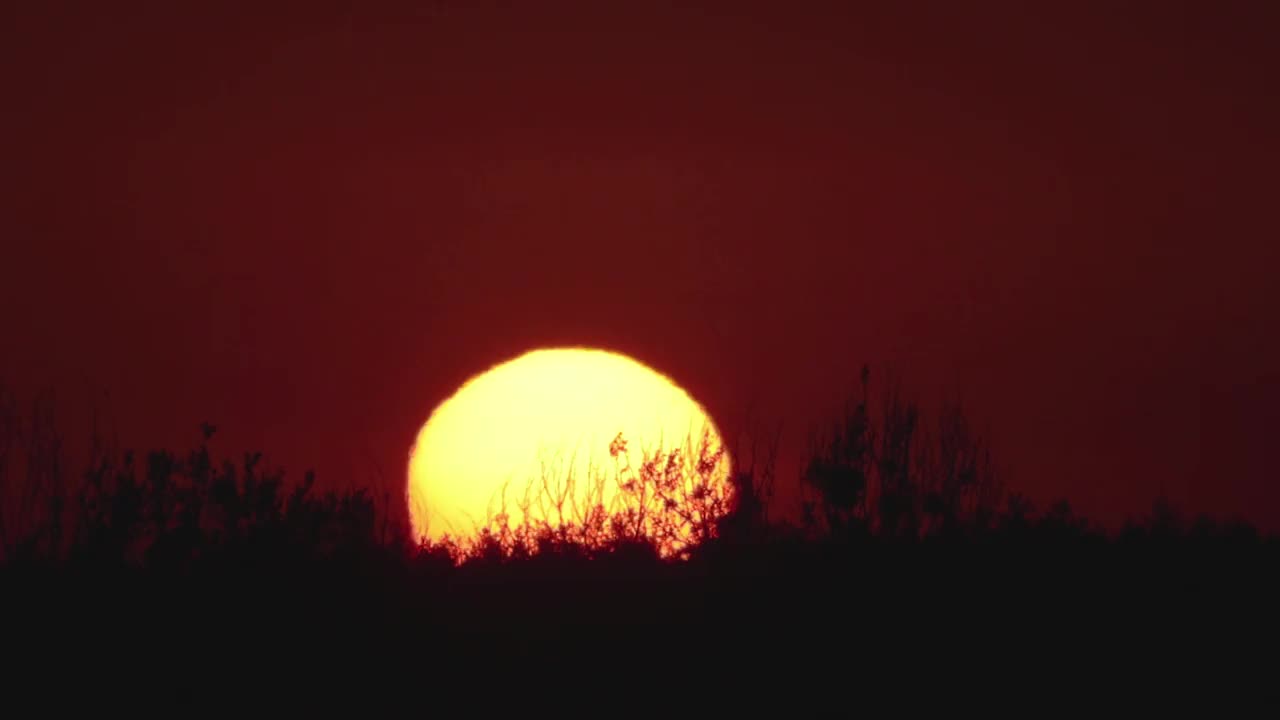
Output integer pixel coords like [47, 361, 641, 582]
[406, 347, 733, 555]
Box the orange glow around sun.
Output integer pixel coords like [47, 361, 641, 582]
[407, 347, 733, 557]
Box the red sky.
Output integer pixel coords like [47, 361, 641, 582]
[3, 1, 1277, 530]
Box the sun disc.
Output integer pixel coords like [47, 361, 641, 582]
[406, 347, 732, 555]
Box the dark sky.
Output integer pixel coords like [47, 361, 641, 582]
[3, 1, 1277, 530]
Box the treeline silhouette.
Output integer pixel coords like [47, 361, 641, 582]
[2, 371, 1276, 697]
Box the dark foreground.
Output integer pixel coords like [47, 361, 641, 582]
[6, 524, 1277, 706]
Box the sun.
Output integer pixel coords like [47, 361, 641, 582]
[406, 347, 733, 556]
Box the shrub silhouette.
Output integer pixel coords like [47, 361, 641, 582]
[800, 366, 1002, 541]
[419, 425, 734, 561]
[2, 373, 1278, 701]
[2, 370, 1274, 569]
[0, 414, 382, 571]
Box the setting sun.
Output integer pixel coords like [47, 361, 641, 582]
[406, 347, 733, 555]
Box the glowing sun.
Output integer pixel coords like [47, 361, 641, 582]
[407, 347, 733, 555]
